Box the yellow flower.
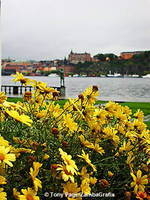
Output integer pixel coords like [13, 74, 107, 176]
[18, 187, 40, 200]
[13, 188, 20, 199]
[57, 165, 75, 182]
[94, 144, 105, 155]
[141, 130, 150, 146]
[94, 108, 108, 123]
[11, 148, 34, 158]
[46, 102, 62, 118]
[89, 177, 97, 184]
[68, 98, 85, 119]
[2, 101, 21, 110]
[0, 92, 7, 104]
[134, 110, 144, 121]
[105, 101, 119, 113]
[59, 148, 78, 174]
[125, 131, 138, 141]
[78, 135, 94, 149]
[63, 182, 81, 200]
[12, 148, 34, 154]
[0, 176, 6, 185]
[133, 119, 147, 132]
[119, 141, 134, 152]
[62, 114, 78, 133]
[0, 188, 7, 200]
[79, 166, 89, 178]
[0, 164, 5, 176]
[78, 150, 96, 171]
[82, 86, 99, 104]
[81, 104, 95, 121]
[0, 146, 16, 167]
[34, 95, 43, 104]
[122, 106, 132, 116]
[88, 120, 102, 133]
[6, 110, 33, 126]
[80, 177, 91, 194]
[11, 72, 31, 85]
[130, 170, 148, 194]
[36, 81, 58, 94]
[0, 137, 9, 147]
[80, 180, 91, 195]
[29, 162, 42, 191]
[126, 152, 135, 168]
[78, 135, 104, 155]
[103, 127, 120, 145]
[0, 112, 5, 122]
[36, 110, 47, 119]
[63, 182, 80, 193]
[43, 154, 49, 160]
[108, 171, 114, 177]
[78, 167, 93, 195]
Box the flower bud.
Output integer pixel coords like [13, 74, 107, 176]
[51, 128, 59, 135]
[92, 85, 98, 92]
[78, 94, 84, 101]
[27, 156, 37, 162]
[23, 91, 32, 101]
[51, 164, 59, 169]
[136, 191, 147, 199]
[62, 141, 69, 147]
[99, 179, 109, 188]
[124, 191, 131, 200]
[52, 92, 59, 97]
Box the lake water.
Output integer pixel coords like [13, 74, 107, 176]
[1, 76, 150, 102]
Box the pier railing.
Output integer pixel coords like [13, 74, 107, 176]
[1, 85, 65, 97]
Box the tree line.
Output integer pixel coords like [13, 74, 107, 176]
[75, 51, 150, 77]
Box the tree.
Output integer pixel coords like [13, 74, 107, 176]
[93, 54, 106, 61]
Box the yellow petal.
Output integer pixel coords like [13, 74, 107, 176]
[137, 170, 142, 179]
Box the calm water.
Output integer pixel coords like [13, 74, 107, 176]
[1, 76, 150, 102]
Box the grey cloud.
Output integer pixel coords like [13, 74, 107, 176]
[2, 0, 150, 60]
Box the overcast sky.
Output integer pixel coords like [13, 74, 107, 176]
[1, 0, 150, 61]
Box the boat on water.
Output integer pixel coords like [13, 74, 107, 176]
[107, 73, 122, 78]
[131, 74, 140, 78]
[48, 74, 59, 77]
[73, 74, 79, 77]
[142, 74, 150, 78]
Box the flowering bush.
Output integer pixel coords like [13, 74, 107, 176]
[0, 73, 149, 200]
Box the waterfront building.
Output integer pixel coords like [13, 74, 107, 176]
[68, 50, 92, 64]
[2, 62, 35, 75]
[120, 51, 144, 60]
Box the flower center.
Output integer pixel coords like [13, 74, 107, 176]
[136, 178, 141, 185]
[26, 194, 34, 200]
[0, 153, 5, 161]
[20, 79, 27, 84]
[64, 169, 72, 175]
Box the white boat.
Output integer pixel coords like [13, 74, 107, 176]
[131, 74, 139, 78]
[48, 74, 59, 77]
[73, 74, 79, 77]
[107, 73, 122, 77]
[114, 73, 122, 77]
[142, 74, 150, 78]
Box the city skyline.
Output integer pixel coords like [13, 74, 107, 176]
[2, 0, 150, 60]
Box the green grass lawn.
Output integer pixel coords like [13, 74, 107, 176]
[7, 97, 23, 103]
